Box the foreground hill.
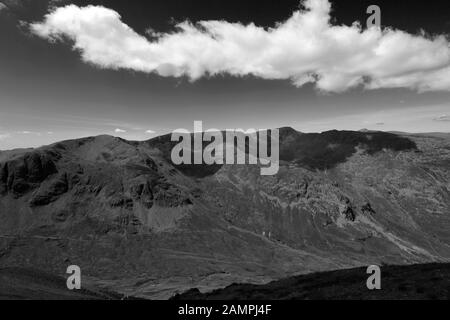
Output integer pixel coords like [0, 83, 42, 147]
[0, 129, 449, 299]
[172, 263, 450, 300]
[2, 263, 449, 300]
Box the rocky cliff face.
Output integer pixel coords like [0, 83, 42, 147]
[0, 130, 449, 299]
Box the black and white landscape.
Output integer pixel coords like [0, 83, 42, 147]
[0, 0, 450, 301]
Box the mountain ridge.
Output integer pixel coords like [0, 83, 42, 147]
[4, 126, 449, 153]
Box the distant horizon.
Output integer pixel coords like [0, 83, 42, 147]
[1, 126, 449, 152]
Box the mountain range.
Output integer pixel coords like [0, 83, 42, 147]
[0, 128, 449, 299]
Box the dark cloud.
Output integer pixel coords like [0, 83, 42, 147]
[0, 0, 69, 20]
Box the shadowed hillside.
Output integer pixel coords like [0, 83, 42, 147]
[172, 263, 450, 300]
[146, 128, 417, 177]
[279, 129, 417, 170]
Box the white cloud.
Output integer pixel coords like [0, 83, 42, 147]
[30, 0, 450, 93]
[0, 2, 7, 12]
[145, 129, 155, 134]
[18, 130, 43, 135]
[114, 128, 126, 133]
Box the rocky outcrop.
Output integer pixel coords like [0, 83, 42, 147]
[129, 181, 154, 209]
[0, 151, 58, 197]
[30, 172, 69, 206]
[153, 181, 193, 207]
[361, 202, 376, 215]
[341, 205, 356, 221]
[339, 195, 356, 221]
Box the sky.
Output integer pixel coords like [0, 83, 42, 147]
[0, 0, 450, 150]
